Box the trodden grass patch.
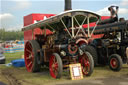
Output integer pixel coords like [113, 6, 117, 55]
[0, 51, 128, 85]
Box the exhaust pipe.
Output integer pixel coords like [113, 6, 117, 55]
[65, 0, 72, 11]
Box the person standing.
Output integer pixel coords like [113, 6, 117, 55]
[98, 5, 119, 25]
[108, 5, 119, 22]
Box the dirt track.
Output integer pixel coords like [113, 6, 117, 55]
[0, 68, 41, 85]
[1, 71, 128, 85]
[0, 66, 128, 85]
[55, 75, 128, 85]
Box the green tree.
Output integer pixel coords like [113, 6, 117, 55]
[0, 28, 24, 41]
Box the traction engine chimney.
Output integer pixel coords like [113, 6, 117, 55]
[65, 0, 72, 11]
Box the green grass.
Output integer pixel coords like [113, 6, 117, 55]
[4, 51, 24, 63]
[0, 52, 62, 85]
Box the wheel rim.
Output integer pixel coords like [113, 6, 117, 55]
[49, 55, 58, 78]
[126, 47, 128, 57]
[25, 42, 34, 72]
[79, 53, 90, 75]
[110, 58, 118, 68]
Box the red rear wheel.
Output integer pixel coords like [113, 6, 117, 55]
[24, 40, 41, 72]
[79, 52, 94, 76]
[49, 53, 63, 79]
[25, 41, 34, 72]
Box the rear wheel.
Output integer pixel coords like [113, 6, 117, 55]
[49, 53, 63, 79]
[24, 40, 41, 72]
[109, 54, 122, 71]
[79, 51, 94, 76]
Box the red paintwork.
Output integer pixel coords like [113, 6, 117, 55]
[49, 54, 58, 78]
[24, 14, 55, 44]
[24, 41, 34, 72]
[24, 14, 56, 26]
[110, 58, 118, 68]
[101, 16, 110, 20]
[79, 53, 90, 75]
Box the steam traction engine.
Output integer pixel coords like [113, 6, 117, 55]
[22, 10, 102, 78]
[90, 19, 128, 71]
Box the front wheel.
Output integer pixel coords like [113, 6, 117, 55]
[84, 45, 98, 66]
[109, 54, 123, 71]
[49, 53, 63, 79]
[79, 51, 94, 76]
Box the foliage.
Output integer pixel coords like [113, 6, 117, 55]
[0, 29, 24, 41]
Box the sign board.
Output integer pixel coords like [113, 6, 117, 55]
[69, 63, 83, 80]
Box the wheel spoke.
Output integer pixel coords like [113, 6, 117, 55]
[54, 62, 58, 68]
[26, 56, 30, 60]
[86, 61, 89, 66]
[53, 69, 58, 76]
[53, 57, 56, 64]
[79, 53, 90, 75]
[26, 48, 32, 54]
[54, 63, 58, 71]
[83, 57, 87, 66]
[27, 61, 32, 68]
[28, 43, 32, 50]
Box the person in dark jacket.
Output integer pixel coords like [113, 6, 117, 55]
[108, 5, 119, 22]
[98, 5, 119, 25]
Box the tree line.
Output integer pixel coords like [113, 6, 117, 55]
[0, 29, 24, 41]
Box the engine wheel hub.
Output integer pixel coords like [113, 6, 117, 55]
[68, 43, 78, 55]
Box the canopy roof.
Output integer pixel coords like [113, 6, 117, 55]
[22, 9, 101, 32]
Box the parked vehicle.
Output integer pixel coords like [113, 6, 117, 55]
[0, 47, 5, 64]
[21, 0, 105, 79]
[90, 18, 128, 71]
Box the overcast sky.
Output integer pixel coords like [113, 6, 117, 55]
[0, 0, 128, 31]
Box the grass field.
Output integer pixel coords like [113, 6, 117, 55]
[0, 52, 128, 85]
[4, 51, 24, 63]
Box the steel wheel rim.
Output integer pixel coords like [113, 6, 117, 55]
[49, 55, 58, 78]
[110, 58, 118, 68]
[126, 47, 128, 57]
[25, 42, 34, 72]
[79, 53, 90, 75]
